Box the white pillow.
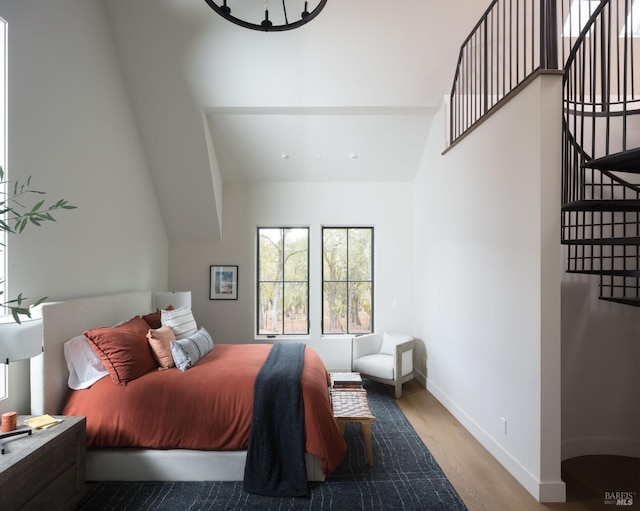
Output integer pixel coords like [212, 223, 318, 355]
[64, 335, 109, 389]
[379, 332, 412, 356]
[161, 306, 198, 339]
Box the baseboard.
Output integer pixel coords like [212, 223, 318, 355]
[562, 436, 640, 461]
[426, 378, 566, 503]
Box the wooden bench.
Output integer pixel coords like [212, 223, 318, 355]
[330, 388, 376, 466]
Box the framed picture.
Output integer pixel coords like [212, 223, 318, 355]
[210, 265, 238, 300]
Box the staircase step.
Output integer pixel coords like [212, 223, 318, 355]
[582, 147, 640, 172]
[562, 199, 640, 212]
[599, 296, 640, 307]
[566, 269, 640, 277]
[562, 236, 640, 245]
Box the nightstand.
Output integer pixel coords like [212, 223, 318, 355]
[0, 415, 86, 511]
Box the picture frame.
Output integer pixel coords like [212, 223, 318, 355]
[210, 265, 238, 300]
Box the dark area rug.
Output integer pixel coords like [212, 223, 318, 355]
[74, 380, 467, 510]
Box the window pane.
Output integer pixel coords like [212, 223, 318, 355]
[562, 0, 600, 37]
[0, 19, 6, 400]
[322, 227, 373, 335]
[283, 282, 308, 334]
[348, 228, 372, 281]
[621, 0, 640, 37]
[258, 229, 282, 281]
[257, 227, 309, 336]
[323, 228, 347, 281]
[258, 282, 283, 334]
[0, 364, 6, 402]
[349, 282, 372, 333]
[283, 228, 309, 281]
[323, 281, 347, 334]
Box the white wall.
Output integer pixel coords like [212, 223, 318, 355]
[169, 180, 415, 370]
[560, 116, 640, 459]
[0, 0, 168, 414]
[561, 271, 640, 459]
[414, 75, 565, 501]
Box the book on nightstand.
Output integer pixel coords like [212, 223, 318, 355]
[24, 414, 62, 430]
[331, 372, 363, 388]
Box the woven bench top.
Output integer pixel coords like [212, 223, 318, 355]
[331, 389, 375, 420]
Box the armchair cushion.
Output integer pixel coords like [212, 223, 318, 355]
[379, 332, 413, 356]
[352, 333, 383, 360]
[353, 354, 395, 380]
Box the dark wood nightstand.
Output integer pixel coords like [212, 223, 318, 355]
[0, 415, 86, 511]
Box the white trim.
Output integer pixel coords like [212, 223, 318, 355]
[427, 378, 566, 503]
[0, 364, 6, 401]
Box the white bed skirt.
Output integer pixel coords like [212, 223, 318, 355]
[86, 449, 326, 482]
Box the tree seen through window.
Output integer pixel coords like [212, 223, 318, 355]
[322, 227, 373, 335]
[257, 227, 309, 335]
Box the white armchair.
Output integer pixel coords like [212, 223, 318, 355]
[352, 332, 415, 398]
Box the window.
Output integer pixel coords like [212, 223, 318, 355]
[257, 227, 309, 335]
[622, 1, 640, 37]
[0, 17, 6, 400]
[0, 365, 6, 402]
[563, 1, 640, 39]
[562, 0, 600, 37]
[322, 227, 373, 335]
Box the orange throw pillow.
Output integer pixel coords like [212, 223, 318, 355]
[147, 326, 176, 370]
[84, 316, 157, 385]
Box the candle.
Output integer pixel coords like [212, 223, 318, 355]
[1, 411, 17, 432]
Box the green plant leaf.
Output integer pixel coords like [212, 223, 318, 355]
[0, 169, 76, 321]
[30, 199, 44, 213]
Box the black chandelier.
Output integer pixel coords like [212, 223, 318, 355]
[203, 0, 328, 32]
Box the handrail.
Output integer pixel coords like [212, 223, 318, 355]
[562, 0, 639, 207]
[451, 0, 640, 304]
[561, 0, 640, 304]
[562, 0, 608, 77]
[449, 0, 561, 145]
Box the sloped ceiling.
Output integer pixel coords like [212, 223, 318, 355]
[102, 0, 489, 240]
[205, 106, 436, 182]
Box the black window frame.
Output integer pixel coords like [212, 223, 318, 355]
[321, 226, 374, 335]
[256, 226, 310, 336]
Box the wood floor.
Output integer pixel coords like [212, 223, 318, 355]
[396, 380, 640, 511]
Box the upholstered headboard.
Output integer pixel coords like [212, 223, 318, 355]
[30, 291, 153, 415]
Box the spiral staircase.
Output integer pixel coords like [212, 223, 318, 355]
[450, 0, 640, 306]
[561, 0, 640, 305]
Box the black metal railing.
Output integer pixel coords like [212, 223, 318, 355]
[562, 0, 640, 304]
[449, 0, 567, 144]
[450, 0, 640, 305]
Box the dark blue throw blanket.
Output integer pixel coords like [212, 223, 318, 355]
[243, 343, 308, 497]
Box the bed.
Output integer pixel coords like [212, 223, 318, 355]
[29, 291, 346, 482]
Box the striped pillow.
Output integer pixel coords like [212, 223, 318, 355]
[170, 327, 214, 371]
[161, 306, 197, 339]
